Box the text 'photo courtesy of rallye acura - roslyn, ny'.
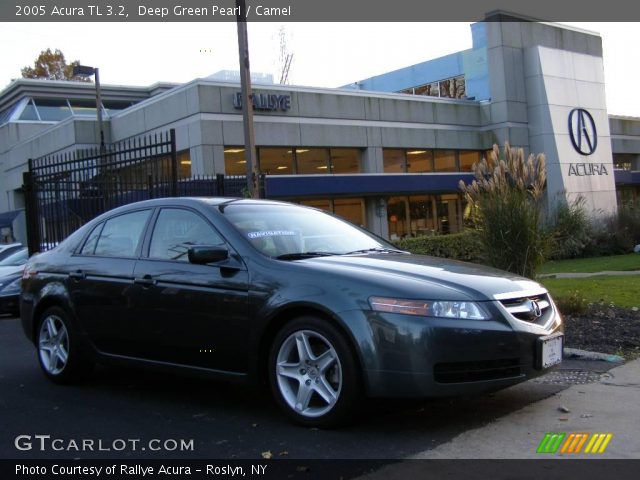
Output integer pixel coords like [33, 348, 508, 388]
[19, 197, 563, 427]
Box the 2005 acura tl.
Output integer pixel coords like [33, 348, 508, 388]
[20, 198, 563, 426]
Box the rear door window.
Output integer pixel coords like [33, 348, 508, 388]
[91, 210, 151, 258]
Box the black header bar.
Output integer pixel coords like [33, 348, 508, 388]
[3, 0, 640, 22]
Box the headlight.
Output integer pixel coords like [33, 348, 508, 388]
[0, 277, 21, 294]
[369, 296, 489, 320]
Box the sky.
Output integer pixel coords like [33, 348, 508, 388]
[0, 22, 638, 116]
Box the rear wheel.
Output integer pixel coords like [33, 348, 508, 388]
[269, 316, 361, 427]
[37, 306, 93, 383]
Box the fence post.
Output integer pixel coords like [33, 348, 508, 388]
[259, 173, 266, 198]
[22, 161, 41, 256]
[216, 174, 225, 197]
[170, 129, 178, 197]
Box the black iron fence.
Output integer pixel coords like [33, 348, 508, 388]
[23, 129, 255, 255]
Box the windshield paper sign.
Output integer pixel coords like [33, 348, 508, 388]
[247, 231, 297, 239]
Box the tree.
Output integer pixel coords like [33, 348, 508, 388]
[21, 48, 91, 82]
[459, 143, 550, 278]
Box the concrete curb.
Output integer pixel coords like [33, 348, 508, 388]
[563, 347, 625, 363]
[538, 270, 640, 279]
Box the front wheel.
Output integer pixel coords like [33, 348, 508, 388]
[269, 316, 361, 427]
[37, 306, 93, 383]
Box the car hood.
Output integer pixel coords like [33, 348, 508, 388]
[298, 253, 543, 301]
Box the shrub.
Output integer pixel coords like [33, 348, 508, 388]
[395, 230, 483, 263]
[554, 290, 589, 316]
[548, 197, 592, 260]
[459, 144, 551, 278]
[615, 200, 640, 249]
[582, 200, 640, 257]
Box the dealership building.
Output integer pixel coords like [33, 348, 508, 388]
[1, 16, 640, 243]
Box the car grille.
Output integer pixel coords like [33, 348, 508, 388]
[499, 293, 553, 326]
[434, 358, 521, 383]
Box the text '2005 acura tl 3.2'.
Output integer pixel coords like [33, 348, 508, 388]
[20, 198, 563, 426]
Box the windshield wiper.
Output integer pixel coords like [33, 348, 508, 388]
[275, 251, 339, 260]
[344, 247, 407, 255]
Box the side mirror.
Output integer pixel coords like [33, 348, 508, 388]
[187, 245, 229, 265]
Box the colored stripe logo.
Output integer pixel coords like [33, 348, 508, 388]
[537, 433, 613, 454]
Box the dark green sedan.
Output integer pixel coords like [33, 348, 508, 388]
[20, 198, 563, 427]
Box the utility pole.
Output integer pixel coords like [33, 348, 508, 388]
[236, 0, 260, 198]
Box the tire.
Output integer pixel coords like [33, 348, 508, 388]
[268, 316, 361, 428]
[36, 306, 93, 384]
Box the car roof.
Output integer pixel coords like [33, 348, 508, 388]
[89, 197, 299, 221]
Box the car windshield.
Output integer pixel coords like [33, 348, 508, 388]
[0, 248, 28, 266]
[221, 204, 397, 258]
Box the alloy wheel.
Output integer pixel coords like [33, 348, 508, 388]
[275, 330, 342, 418]
[38, 314, 70, 375]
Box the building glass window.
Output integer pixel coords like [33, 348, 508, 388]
[177, 150, 192, 178]
[223, 148, 246, 175]
[436, 194, 462, 234]
[439, 75, 466, 99]
[434, 150, 457, 172]
[414, 82, 440, 97]
[613, 154, 633, 171]
[296, 148, 330, 174]
[33, 98, 73, 121]
[330, 149, 361, 173]
[69, 99, 99, 117]
[298, 198, 365, 227]
[406, 150, 433, 173]
[260, 148, 294, 175]
[408, 195, 437, 236]
[333, 198, 364, 226]
[383, 149, 405, 173]
[300, 199, 332, 212]
[386, 194, 463, 239]
[397, 75, 466, 99]
[387, 196, 409, 241]
[19, 99, 39, 121]
[226, 147, 362, 176]
[459, 151, 481, 172]
[103, 100, 134, 116]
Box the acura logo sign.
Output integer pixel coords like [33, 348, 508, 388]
[568, 108, 597, 155]
[531, 300, 542, 318]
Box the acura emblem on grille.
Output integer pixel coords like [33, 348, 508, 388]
[530, 300, 542, 318]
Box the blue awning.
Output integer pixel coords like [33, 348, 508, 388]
[264, 173, 475, 198]
[0, 209, 22, 229]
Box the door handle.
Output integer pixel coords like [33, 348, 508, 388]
[134, 275, 156, 286]
[68, 270, 85, 280]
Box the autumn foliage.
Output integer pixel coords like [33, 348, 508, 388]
[21, 48, 91, 82]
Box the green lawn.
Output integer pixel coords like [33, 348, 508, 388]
[539, 254, 640, 274]
[540, 275, 640, 308]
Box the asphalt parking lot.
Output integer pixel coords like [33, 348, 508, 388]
[0, 315, 605, 461]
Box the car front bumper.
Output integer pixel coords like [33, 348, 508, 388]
[343, 304, 563, 398]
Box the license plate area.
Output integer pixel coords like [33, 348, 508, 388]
[536, 332, 563, 369]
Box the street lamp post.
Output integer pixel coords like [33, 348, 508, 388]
[72, 64, 105, 153]
[73, 64, 108, 210]
[235, 0, 260, 198]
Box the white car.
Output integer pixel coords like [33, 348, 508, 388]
[0, 243, 22, 260]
